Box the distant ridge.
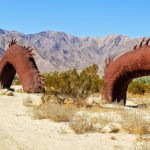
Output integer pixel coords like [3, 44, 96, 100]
[0, 28, 142, 75]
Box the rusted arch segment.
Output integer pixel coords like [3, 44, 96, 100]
[0, 40, 45, 93]
[103, 38, 150, 104]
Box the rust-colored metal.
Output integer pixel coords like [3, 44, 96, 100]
[103, 38, 150, 104]
[0, 40, 45, 93]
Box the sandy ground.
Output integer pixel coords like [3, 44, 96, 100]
[0, 91, 143, 150]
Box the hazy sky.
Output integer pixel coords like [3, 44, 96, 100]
[0, 0, 149, 37]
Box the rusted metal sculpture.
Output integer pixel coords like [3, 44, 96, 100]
[103, 38, 150, 105]
[0, 40, 45, 93]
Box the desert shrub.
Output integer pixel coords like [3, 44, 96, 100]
[69, 113, 112, 134]
[33, 103, 75, 122]
[43, 64, 104, 102]
[128, 81, 150, 95]
[69, 116, 93, 134]
[79, 64, 103, 97]
[44, 69, 79, 103]
[128, 76, 150, 95]
[134, 76, 150, 85]
[120, 111, 150, 135]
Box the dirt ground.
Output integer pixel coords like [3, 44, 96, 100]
[0, 90, 147, 150]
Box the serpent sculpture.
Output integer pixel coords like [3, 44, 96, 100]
[103, 38, 150, 105]
[0, 40, 44, 93]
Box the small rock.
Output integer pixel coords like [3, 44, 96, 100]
[57, 124, 72, 134]
[86, 94, 102, 106]
[100, 123, 122, 133]
[5, 91, 14, 96]
[27, 93, 43, 105]
[0, 89, 8, 95]
[93, 123, 104, 132]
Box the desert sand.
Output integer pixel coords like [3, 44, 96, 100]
[0, 90, 144, 150]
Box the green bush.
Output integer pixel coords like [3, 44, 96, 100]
[128, 80, 150, 95]
[43, 64, 104, 101]
[79, 64, 103, 97]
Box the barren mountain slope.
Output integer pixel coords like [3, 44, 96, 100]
[0, 29, 142, 75]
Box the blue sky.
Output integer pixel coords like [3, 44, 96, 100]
[0, 0, 149, 37]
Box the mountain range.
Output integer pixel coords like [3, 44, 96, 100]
[0, 28, 143, 75]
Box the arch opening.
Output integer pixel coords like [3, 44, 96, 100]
[112, 69, 150, 104]
[0, 62, 16, 88]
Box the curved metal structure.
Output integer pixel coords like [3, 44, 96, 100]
[103, 38, 150, 104]
[0, 40, 44, 93]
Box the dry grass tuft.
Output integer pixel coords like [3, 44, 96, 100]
[69, 116, 93, 134]
[31, 92, 150, 135]
[69, 113, 112, 134]
[33, 103, 75, 122]
[120, 111, 150, 135]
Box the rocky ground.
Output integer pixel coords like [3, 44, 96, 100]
[0, 87, 150, 150]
